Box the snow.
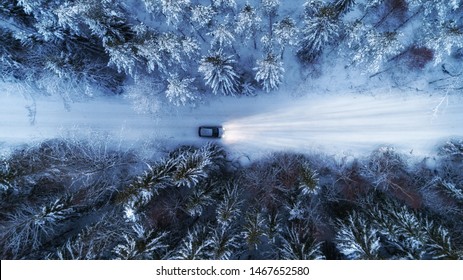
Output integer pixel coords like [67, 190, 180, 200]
[1, 80, 462, 162]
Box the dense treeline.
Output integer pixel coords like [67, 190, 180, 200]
[1, 139, 462, 259]
[1, 0, 462, 107]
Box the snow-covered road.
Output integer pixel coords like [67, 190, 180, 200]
[1, 85, 462, 159]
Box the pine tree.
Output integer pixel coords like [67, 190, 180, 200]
[440, 139, 463, 159]
[208, 23, 235, 48]
[172, 150, 212, 189]
[439, 180, 463, 203]
[209, 226, 240, 260]
[212, 0, 237, 9]
[261, 0, 280, 17]
[180, 36, 200, 59]
[17, 0, 64, 41]
[273, 16, 298, 51]
[299, 163, 320, 196]
[348, 27, 404, 73]
[423, 220, 462, 260]
[287, 200, 310, 222]
[408, 0, 463, 64]
[1, 196, 75, 258]
[53, 0, 129, 45]
[254, 52, 284, 92]
[298, 4, 340, 62]
[184, 185, 214, 217]
[0, 158, 15, 192]
[424, 20, 463, 65]
[119, 159, 176, 221]
[143, 0, 190, 26]
[240, 82, 256, 96]
[235, 3, 262, 47]
[334, 0, 356, 16]
[335, 211, 381, 259]
[241, 208, 266, 250]
[113, 223, 168, 260]
[190, 4, 216, 28]
[52, 214, 122, 260]
[365, 199, 462, 259]
[171, 225, 213, 260]
[137, 32, 184, 75]
[280, 222, 324, 260]
[106, 43, 138, 76]
[263, 210, 283, 243]
[165, 74, 198, 106]
[216, 183, 243, 229]
[198, 49, 240, 96]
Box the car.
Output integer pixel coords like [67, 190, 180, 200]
[198, 126, 224, 138]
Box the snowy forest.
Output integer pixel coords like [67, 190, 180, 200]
[1, 0, 463, 259]
[1, 139, 463, 259]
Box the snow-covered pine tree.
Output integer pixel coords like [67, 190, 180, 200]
[17, 0, 65, 41]
[209, 226, 241, 260]
[333, 0, 357, 16]
[113, 223, 168, 260]
[423, 220, 462, 260]
[180, 36, 200, 59]
[1, 196, 75, 258]
[184, 185, 214, 217]
[240, 81, 257, 96]
[119, 158, 176, 221]
[441, 181, 463, 202]
[254, 52, 284, 92]
[207, 23, 235, 48]
[143, 0, 190, 26]
[427, 177, 463, 204]
[263, 210, 283, 244]
[286, 199, 309, 221]
[53, 0, 129, 46]
[172, 150, 212, 189]
[299, 162, 320, 196]
[0, 29, 24, 82]
[54, 238, 97, 260]
[0, 158, 15, 192]
[137, 32, 183, 75]
[423, 20, 463, 65]
[216, 183, 243, 229]
[170, 224, 213, 260]
[261, 0, 280, 17]
[440, 139, 463, 159]
[235, 3, 262, 48]
[335, 211, 381, 259]
[366, 200, 461, 259]
[212, 0, 237, 9]
[348, 28, 404, 73]
[106, 42, 138, 76]
[33, 196, 75, 227]
[190, 4, 216, 28]
[241, 208, 266, 250]
[52, 213, 121, 260]
[298, 3, 340, 62]
[165, 74, 198, 106]
[273, 16, 298, 56]
[198, 49, 240, 96]
[113, 24, 197, 77]
[279, 222, 325, 260]
[261, 0, 280, 41]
